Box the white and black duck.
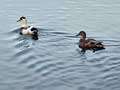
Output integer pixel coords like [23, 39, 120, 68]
[17, 16, 39, 40]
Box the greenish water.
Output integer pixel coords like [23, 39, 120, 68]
[0, 0, 120, 90]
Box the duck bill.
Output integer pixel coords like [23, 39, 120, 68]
[17, 19, 21, 22]
[76, 33, 80, 37]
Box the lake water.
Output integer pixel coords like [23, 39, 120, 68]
[0, 0, 120, 90]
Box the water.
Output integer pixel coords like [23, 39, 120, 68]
[0, 0, 120, 90]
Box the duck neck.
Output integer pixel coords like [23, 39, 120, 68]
[80, 36, 85, 41]
[21, 19, 28, 28]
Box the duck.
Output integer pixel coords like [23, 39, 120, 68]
[76, 31, 105, 52]
[17, 16, 39, 40]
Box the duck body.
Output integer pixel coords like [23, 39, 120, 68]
[20, 26, 39, 40]
[17, 17, 39, 40]
[20, 26, 34, 35]
[77, 31, 105, 52]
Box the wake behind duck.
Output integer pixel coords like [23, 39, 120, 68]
[17, 16, 39, 40]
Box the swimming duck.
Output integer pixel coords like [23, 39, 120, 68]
[76, 31, 105, 52]
[17, 16, 39, 40]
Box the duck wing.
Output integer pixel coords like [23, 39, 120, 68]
[85, 39, 104, 48]
[87, 39, 102, 45]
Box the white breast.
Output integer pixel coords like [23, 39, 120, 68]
[22, 29, 29, 34]
[22, 26, 34, 35]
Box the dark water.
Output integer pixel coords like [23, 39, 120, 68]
[1, 0, 120, 90]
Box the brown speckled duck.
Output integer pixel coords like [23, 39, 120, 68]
[76, 31, 105, 52]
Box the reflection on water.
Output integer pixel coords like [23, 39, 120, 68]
[0, 0, 120, 90]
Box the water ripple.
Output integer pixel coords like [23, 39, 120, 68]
[1, 0, 120, 90]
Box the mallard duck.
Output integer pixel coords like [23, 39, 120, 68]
[17, 16, 38, 40]
[76, 31, 105, 52]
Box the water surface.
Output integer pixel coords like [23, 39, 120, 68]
[0, 0, 120, 90]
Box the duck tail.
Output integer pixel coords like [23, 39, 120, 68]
[96, 44, 105, 49]
[32, 32, 38, 40]
[92, 45, 105, 52]
[31, 27, 39, 40]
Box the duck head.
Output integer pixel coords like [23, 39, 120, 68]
[76, 31, 86, 40]
[17, 16, 28, 28]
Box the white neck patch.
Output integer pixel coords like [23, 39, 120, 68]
[21, 19, 27, 28]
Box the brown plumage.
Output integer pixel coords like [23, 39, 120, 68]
[77, 31, 105, 52]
